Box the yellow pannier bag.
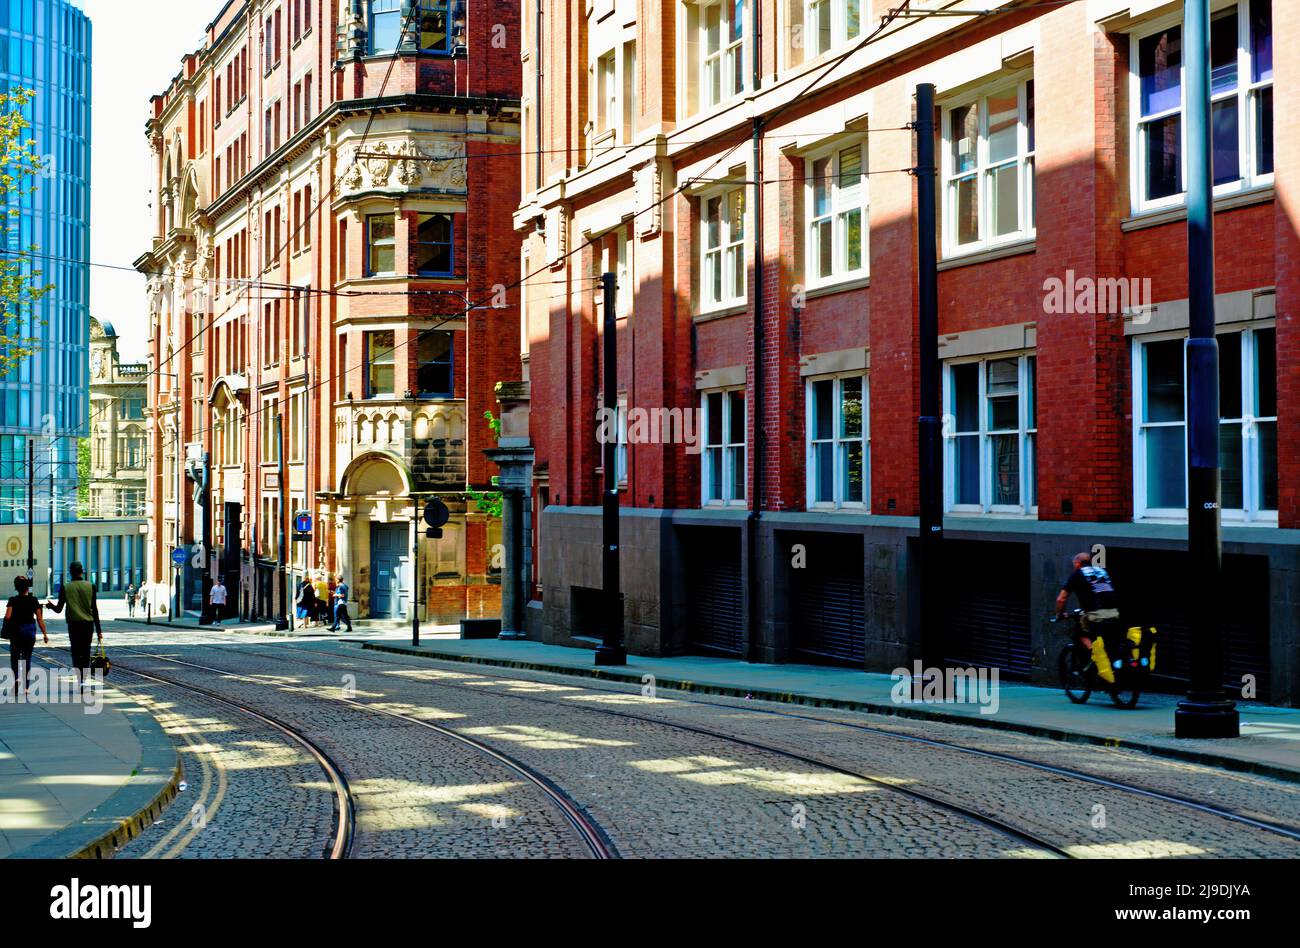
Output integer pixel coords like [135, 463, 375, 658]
[1091, 636, 1114, 683]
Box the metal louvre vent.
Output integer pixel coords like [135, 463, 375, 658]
[682, 528, 745, 656]
[940, 540, 1032, 680]
[789, 534, 866, 666]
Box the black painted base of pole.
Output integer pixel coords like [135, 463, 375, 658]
[594, 644, 626, 666]
[275, 618, 289, 631]
[1175, 695, 1240, 738]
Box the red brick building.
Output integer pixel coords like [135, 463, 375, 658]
[516, 0, 1300, 704]
[138, 0, 521, 624]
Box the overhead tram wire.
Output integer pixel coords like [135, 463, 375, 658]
[60, 2, 1052, 452]
[108, 0, 1008, 448]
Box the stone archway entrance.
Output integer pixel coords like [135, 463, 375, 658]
[335, 452, 414, 621]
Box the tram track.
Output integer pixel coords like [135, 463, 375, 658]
[168, 637, 1300, 855]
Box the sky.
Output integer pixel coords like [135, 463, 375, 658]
[80, 0, 216, 362]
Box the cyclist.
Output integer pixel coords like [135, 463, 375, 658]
[1055, 552, 1121, 682]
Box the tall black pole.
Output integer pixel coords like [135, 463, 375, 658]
[595, 271, 626, 666]
[1176, 0, 1238, 738]
[915, 83, 943, 691]
[275, 413, 289, 631]
[26, 439, 34, 581]
[412, 501, 421, 647]
[198, 450, 212, 624]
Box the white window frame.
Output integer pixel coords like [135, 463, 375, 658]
[805, 0, 861, 59]
[805, 138, 868, 286]
[1129, 0, 1275, 215]
[941, 76, 1036, 258]
[700, 184, 746, 311]
[595, 50, 617, 135]
[701, 387, 746, 506]
[699, 0, 745, 111]
[1132, 324, 1277, 523]
[943, 353, 1037, 516]
[805, 372, 868, 510]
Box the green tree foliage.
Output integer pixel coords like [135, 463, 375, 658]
[0, 88, 51, 377]
[467, 411, 503, 517]
[76, 437, 90, 517]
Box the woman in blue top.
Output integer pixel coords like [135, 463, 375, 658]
[5, 576, 49, 696]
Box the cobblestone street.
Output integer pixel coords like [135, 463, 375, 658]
[61, 629, 1300, 860]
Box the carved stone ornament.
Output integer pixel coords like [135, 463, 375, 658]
[338, 145, 365, 191]
[364, 142, 392, 187]
[394, 141, 424, 187]
[426, 141, 467, 192]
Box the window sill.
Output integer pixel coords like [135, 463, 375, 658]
[1121, 185, 1275, 232]
[804, 273, 870, 301]
[938, 238, 1036, 272]
[807, 504, 869, 513]
[702, 501, 748, 509]
[694, 302, 747, 323]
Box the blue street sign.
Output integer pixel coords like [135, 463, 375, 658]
[171, 548, 188, 567]
[295, 512, 313, 534]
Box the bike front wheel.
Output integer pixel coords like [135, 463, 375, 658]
[1059, 645, 1092, 704]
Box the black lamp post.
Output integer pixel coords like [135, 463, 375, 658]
[595, 271, 626, 666]
[1175, 0, 1239, 738]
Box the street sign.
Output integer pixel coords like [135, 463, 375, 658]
[293, 511, 313, 544]
[171, 548, 188, 568]
[423, 498, 450, 529]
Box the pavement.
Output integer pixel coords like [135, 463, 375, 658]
[358, 637, 1300, 782]
[0, 603, 179, 859]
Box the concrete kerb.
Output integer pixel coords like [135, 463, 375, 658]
[10, 687, 182, 860]
[359, 641, 1300, 786]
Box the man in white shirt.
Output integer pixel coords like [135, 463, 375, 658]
[210, 577, 229, 625]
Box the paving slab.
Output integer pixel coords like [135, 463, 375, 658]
[358, 637, 1300, 782]
[0, 650, 179, 859]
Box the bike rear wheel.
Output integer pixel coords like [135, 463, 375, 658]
[1059, 645, 1092, 704]
[1109, 680, 1141, 708]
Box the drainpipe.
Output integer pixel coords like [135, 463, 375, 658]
[746, 0, 764, 663]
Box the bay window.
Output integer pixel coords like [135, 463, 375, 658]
[942, 79, 1035, 255]
[417, 330, 453, 397]
[1132, 0, 1273, 211]
[702, 388, 746, 505]
[1134, 327, 1277, 520]
[415, 213, 453, 275]
[366, 330, 397, 398]
[945, 355, 1037, 514]
[807, 374, 867, 508]
[807, 140, 867, 284]
[366, 214, 396, 275]
[702, 186, 745, 309]
[371, 0, 459, 54]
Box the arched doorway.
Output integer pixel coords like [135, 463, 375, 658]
[340, 452, 413, 620]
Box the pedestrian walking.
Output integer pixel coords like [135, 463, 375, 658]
[295, 578, 316, 627]
[312, 573, 329, 626]
[4, 576, 49, 696]
[330, 575, 353, 633]
[44, 561, 100, 689]
[210, 577, 229, 625]
[125, 583, 136, 617]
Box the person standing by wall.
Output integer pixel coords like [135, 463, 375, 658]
[5, 576, 49, 696]
[46, 561, 102, 689]
[210, 576, 229, 625]
[331, 575, 353, 633]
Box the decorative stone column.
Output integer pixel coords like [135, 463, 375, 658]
[485, 382, 534, 640]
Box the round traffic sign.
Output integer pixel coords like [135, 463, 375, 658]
[171, 548, 188, 567]
[423, 498, 450, 529]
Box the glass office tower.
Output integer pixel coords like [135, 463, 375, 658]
[0, 0, 91, 526]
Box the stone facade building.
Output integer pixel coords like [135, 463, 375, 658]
[88, 318, 148, 521]
[515, 0, 1300, 704]
[137, 0, 521, 622]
